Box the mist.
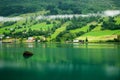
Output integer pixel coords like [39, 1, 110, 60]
[0, 10, 120, 22]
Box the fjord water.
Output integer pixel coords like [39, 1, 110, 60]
[0, 43, 120, 80]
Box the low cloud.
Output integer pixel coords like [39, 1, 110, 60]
[0, 10, 120, 22]
[103, 10, 120, 17]
[0, 16, 23, 22]
[37, 10, 120, 20]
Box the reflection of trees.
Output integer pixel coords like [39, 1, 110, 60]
[0, 43, 120, 69]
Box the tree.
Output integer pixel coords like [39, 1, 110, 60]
[89, 25, 96, 31]
[85, 37, 88, 42]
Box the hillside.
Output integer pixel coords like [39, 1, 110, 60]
[0, 0, 120, 16]
[0, 14, 120, 42]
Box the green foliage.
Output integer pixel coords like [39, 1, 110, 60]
[2, 21, 17, 28]
[66, 17, 99, 30]
[102, 17, 120, 30]
[56, 31, 76, 42]
[89, 25, 96, 31]
[0, 0, 119, 16]
[0, 14, 120, 42]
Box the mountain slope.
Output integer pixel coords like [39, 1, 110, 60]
[0, 15, 120, 42]
[0, 0, 120, 16]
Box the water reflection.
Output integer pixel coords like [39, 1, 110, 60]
[0, 43, 120, 80]
[105, 66, 120, 76]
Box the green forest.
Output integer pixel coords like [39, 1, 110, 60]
[0, 0, 120, 16]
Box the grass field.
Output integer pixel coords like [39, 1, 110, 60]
[0, 20, 59, 34]
[70, 25, 89, 33]
[76, 30, 120, 42]
[83, 30, 120, 36]
[92, 24, 101, 31]
[70, 22, 98, 34]
[115, 16, 120, 25]
[30, 22, 53, 30]
[49, 21, 71, 40]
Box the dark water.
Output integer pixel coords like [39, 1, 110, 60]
[0, 43, 120, 80]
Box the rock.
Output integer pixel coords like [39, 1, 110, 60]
[23, 51, 33, 58]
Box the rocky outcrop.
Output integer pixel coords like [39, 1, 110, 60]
[23, 51, 33, 58]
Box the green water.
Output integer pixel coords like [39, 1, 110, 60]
[0, 43, 120, 80]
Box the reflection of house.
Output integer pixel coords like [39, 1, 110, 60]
[27, 37, 35, 42]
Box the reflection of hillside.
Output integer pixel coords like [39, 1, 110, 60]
[0, 43, 120, 80]
[0, 43, 120, 69]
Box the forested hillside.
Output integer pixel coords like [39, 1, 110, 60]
[0, 0, 120, 16]
[0, 14, 120, 42]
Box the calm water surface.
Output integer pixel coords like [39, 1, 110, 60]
[0, 43, 120, 80]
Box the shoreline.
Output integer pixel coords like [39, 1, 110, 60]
[1, 40, 120, 44]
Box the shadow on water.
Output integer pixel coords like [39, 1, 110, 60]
[0, 43, 120, 80]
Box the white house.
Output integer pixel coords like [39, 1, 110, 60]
[73, 40, 79, 43]
[27, 37, 35, 42]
